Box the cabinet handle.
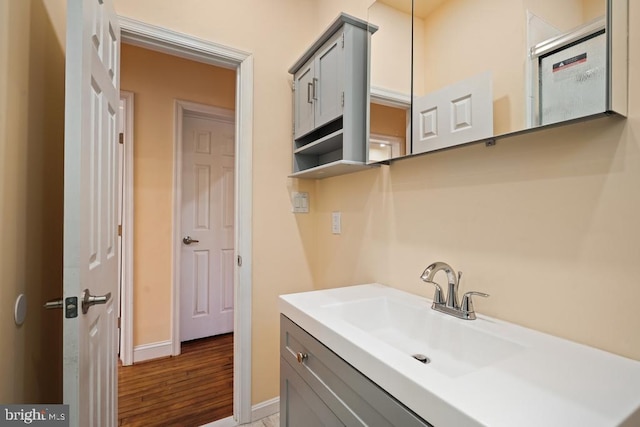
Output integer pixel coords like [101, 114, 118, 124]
[296, 352, 308, 363]
[307, 82, 313, 104]
[312, 77, 318, 100]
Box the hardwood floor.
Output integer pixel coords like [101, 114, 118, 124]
[118, 333, 233, 427]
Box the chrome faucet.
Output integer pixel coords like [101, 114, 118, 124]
[420, 262, 488, 320]
[420, 262, 460, 309]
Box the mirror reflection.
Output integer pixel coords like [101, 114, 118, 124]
[368, 0, 608, 160]
[368, 0, 412, 161]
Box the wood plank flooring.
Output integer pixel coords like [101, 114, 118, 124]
[118, 333, 233, 427]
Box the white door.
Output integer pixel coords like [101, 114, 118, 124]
[63, 0, 120, 425]
[413, 71, 493, 154]
[180, 112, 235, 342]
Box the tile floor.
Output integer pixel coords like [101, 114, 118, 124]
[249, 413, 279, 426]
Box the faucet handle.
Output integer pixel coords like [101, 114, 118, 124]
[460, 291, 489, 313]
[426, 282, 445, 305]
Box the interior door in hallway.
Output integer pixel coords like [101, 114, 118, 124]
[180, 112, 235, 342]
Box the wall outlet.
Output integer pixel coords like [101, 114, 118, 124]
[332, 211, 341, 234]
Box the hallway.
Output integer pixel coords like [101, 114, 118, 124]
[118, 334, 233, 426]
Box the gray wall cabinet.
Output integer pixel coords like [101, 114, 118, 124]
[280, 315, 432, 427]
[289, 14, 377, 179]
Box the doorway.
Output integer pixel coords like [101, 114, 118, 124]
[179, 103, 235, 342]
[118, 17, 254, 425]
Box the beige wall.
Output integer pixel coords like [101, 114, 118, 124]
[120, 44, 236, 346]
[368, 2, 412, 95]
[583, 0, 606, 21]
[0, 0, 64, 403]
[316, 1, 640, 363]
[370, 103, 407, 139]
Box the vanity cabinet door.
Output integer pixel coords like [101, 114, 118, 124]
[280, 315, 433, 427]
[280, 358, 344, 427]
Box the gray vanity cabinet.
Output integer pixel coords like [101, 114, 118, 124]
[280, 315, 432, 427]
[289, 14, 377, 179]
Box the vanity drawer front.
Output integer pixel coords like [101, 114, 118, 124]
[281, 315, 431, 427]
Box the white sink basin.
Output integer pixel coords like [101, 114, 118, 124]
[321, 296, 525, 378]
[280, 283, 640, 427]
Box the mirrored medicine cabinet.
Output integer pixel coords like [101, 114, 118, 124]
[367, 0, 629, 163]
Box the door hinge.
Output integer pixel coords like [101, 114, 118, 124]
[341, 33, 345, 48]
[117, 317, 121, 329]
[341, 92, 344, 107]
[237, 255, 243, 267]
[118, 224, 122, 236]
[119, 132, 124, 144]
[291, 81, 295, 92]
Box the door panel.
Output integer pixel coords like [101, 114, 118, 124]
[181, 113, 235, 342]
[294, 61, 315, 139]
[413, 71, 493, 154]
[315, 30, 344, 129]
[63, 0, 120, 425]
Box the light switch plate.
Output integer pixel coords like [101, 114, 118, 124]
[292, 192, 309, 213]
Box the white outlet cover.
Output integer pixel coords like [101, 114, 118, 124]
[332, 211, 341, 234]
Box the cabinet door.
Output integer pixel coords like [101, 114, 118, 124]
[314, 29, 344, 129]
[294, 60, 316, 139]
[281, 315, 433, 427]
[280, 358, 344, 427]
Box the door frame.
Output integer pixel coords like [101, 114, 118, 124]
[119, 90, 135, 367]
[174, 101, 235, 343]
[119, 17, 253, 424]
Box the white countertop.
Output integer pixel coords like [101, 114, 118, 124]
[279, 283, 640, 427]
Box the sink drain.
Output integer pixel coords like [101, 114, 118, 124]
[412, 353, 430, 364]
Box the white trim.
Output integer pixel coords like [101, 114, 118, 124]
[234, 54, 253, 425]
[251, 397, 280, 422]
[118, 16, 247, 70]
[172, 104, 184, 357]
[370, 86, 411, 108]
[119, 90, 135, 366]
[172, 100, 235, 355]
[370, 133, 405, 160]
[119, 18, 254, 425]
[199, 398, 279, 427]
[133, 340, 172, 363]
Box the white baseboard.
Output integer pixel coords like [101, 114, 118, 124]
[133, 340, 173, 363]
[251, 397, 280, 422]
[199, 397, 280, 427]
